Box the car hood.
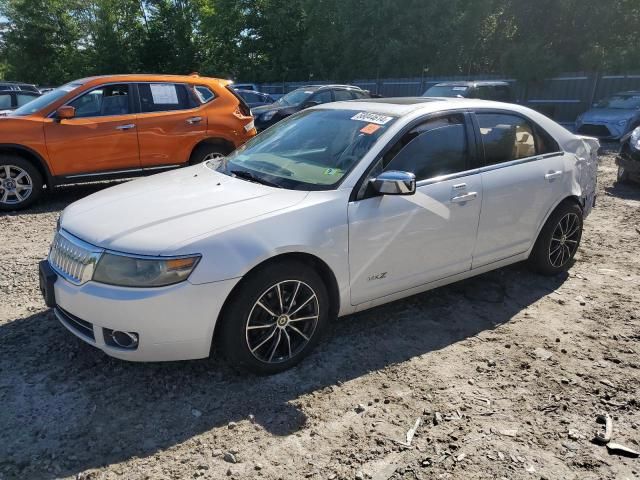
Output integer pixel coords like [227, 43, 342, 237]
[581, 108, 638, 123]
[61, 165, 309, 255]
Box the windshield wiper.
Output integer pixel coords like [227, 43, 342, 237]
[230, 170, 281, 188]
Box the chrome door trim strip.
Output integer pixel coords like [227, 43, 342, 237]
[415, 152, 564, 188]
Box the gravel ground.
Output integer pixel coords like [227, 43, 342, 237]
[1, 148, 639, 480]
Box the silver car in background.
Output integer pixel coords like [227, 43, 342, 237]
[576, 91, 640, 140]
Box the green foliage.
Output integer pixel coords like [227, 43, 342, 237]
[0, 0, 639, 85]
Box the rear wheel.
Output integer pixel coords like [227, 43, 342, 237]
[219, 260, 329, 374]
[528, 201, 583, 276]
[189, 143, 230, 166]
[0, 155, 43, 211]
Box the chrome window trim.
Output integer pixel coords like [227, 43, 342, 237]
[414, 151, 564, 188]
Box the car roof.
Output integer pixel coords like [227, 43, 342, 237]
[0, 81, 36, 86]
[74, 74, 232, 87]
[317, 96, 575, 142]
[295, 84, 363, 91]
[235, 88, 267, 94]
[431, 81, 510, 87]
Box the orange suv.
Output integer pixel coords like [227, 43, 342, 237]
[0, 74, 256, 210]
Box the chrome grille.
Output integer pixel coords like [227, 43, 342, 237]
[48, 230, 103, 285]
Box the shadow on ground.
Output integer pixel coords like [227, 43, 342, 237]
[0, 264, 567, 479]
[604, 180, 640, 201]
[0, 181, 125, 217]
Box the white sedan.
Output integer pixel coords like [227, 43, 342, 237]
[39, 98, 599, 374]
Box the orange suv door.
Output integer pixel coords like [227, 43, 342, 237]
[134, 82, 207, 167]
[43, 83, 140, 176]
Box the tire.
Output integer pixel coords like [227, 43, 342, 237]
[617, 165, 630, 184]
[218, 260, 330, 374]
[528, 201, 583, 276]
[189, 143, 230, 166]
[0, 155, 43, 211]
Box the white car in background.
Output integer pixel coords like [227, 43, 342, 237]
[39, 98, 598, 374]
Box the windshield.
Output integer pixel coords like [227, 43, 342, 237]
[596, 94, 640, 109]
[10, 81, 84, 116]
[275, 88, 314, 106]
[423, 85, 469, 98]
[209, 109, 397, 190]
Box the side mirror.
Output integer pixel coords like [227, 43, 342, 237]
[301, 100, 320, 109]
[56, 106, 75, 120]
[370, 170, 416, 196]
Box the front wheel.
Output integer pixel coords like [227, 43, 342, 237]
[218, 261, 329, 374]
[0, 156, 43, 211]
[528, 201, 583, 276]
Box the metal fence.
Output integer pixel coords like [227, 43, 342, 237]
[253, 72, 640, 126]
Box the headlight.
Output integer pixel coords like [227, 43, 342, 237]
[631, 126, 640, 151]
[93, 253, 200, 287]
[261, 111, 277, 121]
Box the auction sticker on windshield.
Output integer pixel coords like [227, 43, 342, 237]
[351, 112, 394, 125]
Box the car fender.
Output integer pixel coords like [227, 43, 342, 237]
[181, 190, 352, 315]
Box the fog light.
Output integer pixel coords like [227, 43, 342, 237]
[103, 328, 139, 350]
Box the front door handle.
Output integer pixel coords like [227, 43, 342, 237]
[115, 124, 135, 131]
[451, 192, 478, 203]
[545, 171, 563, 181]
[186, 116, 203, 125]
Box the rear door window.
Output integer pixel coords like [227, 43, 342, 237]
[476, 113, 537, 165]
[16, 93, 38, 107]
[334, 90, 354, 101]
[311, 90, 333, 104]
[138, 83, 196, 113]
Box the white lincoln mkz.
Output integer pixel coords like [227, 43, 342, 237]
[39, 98, 598, 374]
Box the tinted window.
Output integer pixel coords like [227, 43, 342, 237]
[194, 86, 215, 103]
[334, 90, 354, 101]
[475, 86, 495, 100]
[16, 93, 38, 107]
[423, 85, 469, 97]
[239, 91, 261, 103]
[69, 84, 130, 117]
[494, 86, 511, 102]
[312, 90, 333, 104]
[476, 113, 536, 165]
[0, 94, 12, 109]
[138, 83, 194, 113]
[384, 114, 468, 181]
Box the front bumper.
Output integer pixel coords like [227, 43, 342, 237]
[47, 262, 239, 362]
[616, 151, 640, 179]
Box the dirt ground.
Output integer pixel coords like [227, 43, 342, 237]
[0, 147, 639, 480]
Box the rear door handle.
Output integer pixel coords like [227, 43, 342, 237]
[545, 171, 563, 181]
[451, 192, 478, 203]
[186, 116, 203, 125]
[115, 124, 135, 131]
